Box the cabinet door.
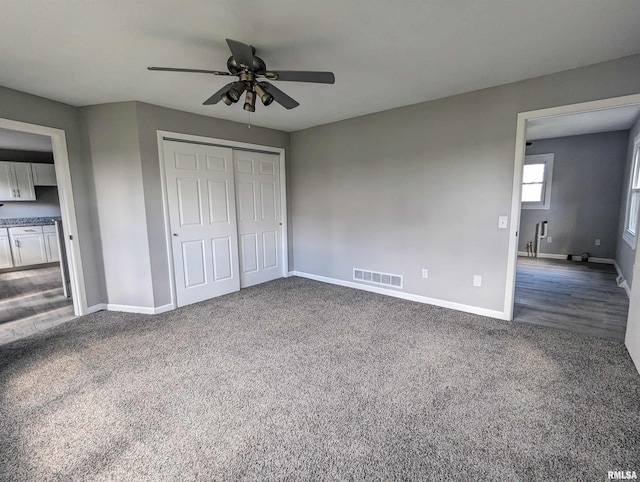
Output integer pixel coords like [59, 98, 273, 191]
[12, 163, 36, 200]
[44, 231, 60, 262]
[12, 234, 47, 266]
[0, 236, 13, 269]
[32, 163, 57, 186]
[0, 161, 16, 201]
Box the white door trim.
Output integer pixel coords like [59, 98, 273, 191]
[0, 117, 88, 316]
[156, 130, 288, 310]
[504, 93, 640, 320]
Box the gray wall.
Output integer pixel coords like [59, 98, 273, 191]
[290, 54, 640, 313]
[616, 115, 640, 288]
[0, 86, 105, 307]
[134, 102, 290, 307]
[79, 102, 155, 309]
[519, 131, 628, 258]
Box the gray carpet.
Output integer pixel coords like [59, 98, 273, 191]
[1, 277, 639, 481]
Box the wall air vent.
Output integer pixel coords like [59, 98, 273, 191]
[353, 268, 403, 289]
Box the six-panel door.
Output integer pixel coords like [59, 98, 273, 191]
[163, 141, 241, 307]
[233, 150, 282, 288]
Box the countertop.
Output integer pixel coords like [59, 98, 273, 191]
[0, 217, 60, 228]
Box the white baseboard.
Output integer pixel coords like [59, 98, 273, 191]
[107, 303, 177, 315]
[85, 303, 174, 315]
[152, 303, 174, 314]
[587, 257, 615, 264]
[289, 271, 508, 321]
[86, 303, 107, 314]
[613, 260, 632, 298]
[517, 252, 615, 264]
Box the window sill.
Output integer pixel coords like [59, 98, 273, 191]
[522, 204, 550, 210]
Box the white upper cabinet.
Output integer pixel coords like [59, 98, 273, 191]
[32, 163, 57, 186]
[0, 161, 36, 201]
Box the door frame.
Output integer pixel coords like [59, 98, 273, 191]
[0, 117, 88, 316]
[504, 92, 640, 320]
[156, 130, 288, 310]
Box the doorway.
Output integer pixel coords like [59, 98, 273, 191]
[0, 118, 87, 343]
[159, 132, 287, 309]
[505, 94, 640, 340]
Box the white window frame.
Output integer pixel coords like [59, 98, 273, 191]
[623, 133, 640, 249]
[521, 153, 554, 210]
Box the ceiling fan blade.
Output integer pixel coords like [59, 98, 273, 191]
[266, 71, 335, 84]
[225, 39, 255, 68]
[148, 67, 230, 75]
[261, 82, 300, 109]
[203, 83, 235, 105]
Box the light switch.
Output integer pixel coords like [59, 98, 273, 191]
[422, 269, 428, 279]
[498, 216, 508, 229]
[595, 239, 601, 246]
[473, 275, 482, 287]
[547, 236, 552, 243]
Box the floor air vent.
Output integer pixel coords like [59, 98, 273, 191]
[353, 268, 403, 289]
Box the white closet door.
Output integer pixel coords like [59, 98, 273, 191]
[233, 150, 283, 288]
[163, 141, 240, 307]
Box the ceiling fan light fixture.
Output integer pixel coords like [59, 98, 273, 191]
[254, 83, 274, 106]
[243, 90, 256, 112]
[220, 92, 235, 105]
[226, 81, 246, 102]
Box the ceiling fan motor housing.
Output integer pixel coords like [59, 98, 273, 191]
[227, 56, 266, 75]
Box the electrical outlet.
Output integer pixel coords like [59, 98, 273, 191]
[595, 239, 601, 246]
[422, 268, 428, 279]
[473, 275, 482, 287]
[547, 236, 552, 243]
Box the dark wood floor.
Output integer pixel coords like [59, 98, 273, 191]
[0, 265, 74, 336]
[514, 257, 629, 341]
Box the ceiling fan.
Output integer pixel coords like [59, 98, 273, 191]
[148, 38, 335, 112]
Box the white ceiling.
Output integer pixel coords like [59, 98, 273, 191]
[1, 0, 639, 132]
[527, 105, 640, 141]
[0, 128, 52, 152]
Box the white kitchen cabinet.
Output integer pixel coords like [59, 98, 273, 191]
[0, 228, 13, 269]
[32, 163, 57, 186]
[0, 161, 36, 201]
[43, 225, 60, 262]
[9, 226, 47, 266]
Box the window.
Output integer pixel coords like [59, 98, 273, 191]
[623, 134, 640, 249]
[521, 153, 554, 210]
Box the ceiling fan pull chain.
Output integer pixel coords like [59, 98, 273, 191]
[248, 111, 251, 129]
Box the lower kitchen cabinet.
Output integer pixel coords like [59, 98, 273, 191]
[1, 225, 60, 269]
[10, 228, 47, 266]
[43, 225, 60, 262]
[0, 229, 13, 269]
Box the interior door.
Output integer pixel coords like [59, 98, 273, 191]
[163, 140, 240, 307]
[233, 150, 283, 288]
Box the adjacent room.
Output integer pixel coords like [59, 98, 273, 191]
[1, 1, 639, 480]
[0, 127, 74, 342]
[514, 105, 640, 341]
